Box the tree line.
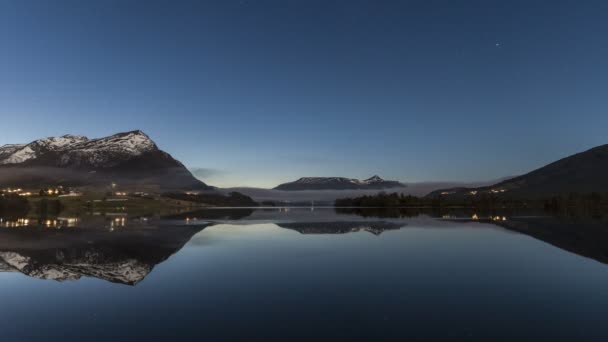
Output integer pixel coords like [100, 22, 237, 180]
[335, 191, 608, 211]
[163, 191, 258, 207]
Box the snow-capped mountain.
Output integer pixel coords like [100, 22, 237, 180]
[274, 175, 406, 191]
[0, 130, 156, 167]
[0, 130, 210, 190]
[0, 135, 89, 165]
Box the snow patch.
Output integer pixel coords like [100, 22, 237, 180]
[0, 130, 157, 167]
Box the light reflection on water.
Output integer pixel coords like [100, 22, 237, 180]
[0, 217, 80, 228]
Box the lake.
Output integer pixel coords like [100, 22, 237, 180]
[1, 208, 608, 341]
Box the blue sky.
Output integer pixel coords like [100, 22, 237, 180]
[1, 0, 608, 188]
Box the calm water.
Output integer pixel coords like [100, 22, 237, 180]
[1, 208, 608, 341]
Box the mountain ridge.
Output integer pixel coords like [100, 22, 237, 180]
[0, 130, 210, 191]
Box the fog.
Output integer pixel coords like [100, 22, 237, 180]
[220, 178, 512, 203]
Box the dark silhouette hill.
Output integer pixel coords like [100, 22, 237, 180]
[429, 144, 608, 199]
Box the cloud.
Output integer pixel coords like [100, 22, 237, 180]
[189, 167, 226, 180]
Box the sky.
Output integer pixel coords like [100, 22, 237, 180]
[1, 0, 607, 188]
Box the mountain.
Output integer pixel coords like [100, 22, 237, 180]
[0, 130, 211, 191]
[429, 144, 608, 199]
[274, 175, 405, 191]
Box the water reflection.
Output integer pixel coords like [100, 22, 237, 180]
[1, 208, 608, 287]
[493, 217, 608, 264]
[163, 208, 254, 221]
[0, 223, 208, 285]
[277, 221, 404, 235]
[0, 217, 81, 228]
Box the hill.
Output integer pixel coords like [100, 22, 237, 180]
[429, 144, 608, 199]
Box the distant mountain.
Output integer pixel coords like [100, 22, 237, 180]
[220, 178, 509, 203]
[429, 144, 608, 199]
[0, 130, 210, 191]
[274, 175, 405, 191]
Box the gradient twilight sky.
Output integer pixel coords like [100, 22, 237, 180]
[1, 0, 607, 188]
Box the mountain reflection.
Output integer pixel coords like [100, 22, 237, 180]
[277, 221, 404, 235]
[2, 208, 608, 287]
[0, 224, 208, 285]
[491, 217, 608, 265]
[432, 214, 608, 265]
[341, 208, 608, 264]
[335, 207, 427, 218]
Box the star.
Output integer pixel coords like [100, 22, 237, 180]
[495, 42, 501, 48]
